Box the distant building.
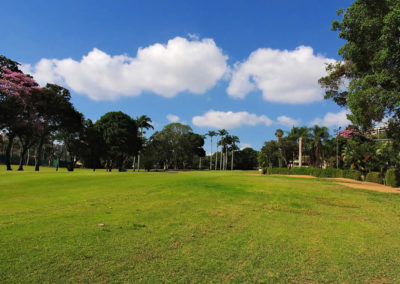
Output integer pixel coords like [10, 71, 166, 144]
[370, 125, 388, 137]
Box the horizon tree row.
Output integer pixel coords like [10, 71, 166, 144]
[0, 55, 208, 171]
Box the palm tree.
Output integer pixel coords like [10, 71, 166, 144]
[218, 129, 228, 170]
[206, 130, 217, 170]
[228, 135, 240, 170]
[275, 129, 284, 168]
[288, 126, 311, 167]
[311, 125, 330, 168]
[136, 115, 154, 171]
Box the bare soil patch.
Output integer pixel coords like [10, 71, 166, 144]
[254, 174, 400, 193]
[328, 179, 400, 194]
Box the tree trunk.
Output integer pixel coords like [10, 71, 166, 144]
[132, 156, 136, 171]
[18, 146, 28, 171]
[225, 147, 228, 170]
[35, 137, 44, 171]
[93, 157, 96, 172]
[5, 133, 15, 171]
[315, 143, 321, 168]
[210, 137, 213, 170]
[26, 149, 30, 166]
[137, 153, 141, 172]
[215, 146, 218, 170]
[220, 148, 223, 170]
[231, 150, 234, 171]
[299, 137, 303, 167]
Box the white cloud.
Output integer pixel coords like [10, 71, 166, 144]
[276, 115, 300, 127]
[166, 114, 180, 123]
[192, 110, 273, 129]
[23, 37, 228, 101]
[240, 143, 252, 149]
[310, 110, 351, 128]
[227, 46, 335, 104]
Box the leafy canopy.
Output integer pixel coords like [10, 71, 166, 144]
[319, 0, 400, 130]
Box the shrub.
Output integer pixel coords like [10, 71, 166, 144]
[366, 172, 383, 184]
[385, 169, 400, 187]
[262, 167, 267, 175]
[290, 167, 313, 175]
[263, 167, 362, 181]
[270, 168, 290, 175]
[343, 169, 362, 181]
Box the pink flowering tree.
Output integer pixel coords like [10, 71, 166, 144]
[339, 127, 360, 139]
[0, 67, 41, 170]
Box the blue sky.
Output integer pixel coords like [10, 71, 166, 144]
[2, 0, 353, 151]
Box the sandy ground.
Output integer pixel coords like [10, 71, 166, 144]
[327, 178, 400, 194]
[252, 174, 400, 193]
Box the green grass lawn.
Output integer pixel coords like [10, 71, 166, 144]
[1, 167, 400, 283]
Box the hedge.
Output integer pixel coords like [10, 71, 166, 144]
[263, 167, 361, 181]
[365, 172, 383, 184]
[385, 169, 400, 187]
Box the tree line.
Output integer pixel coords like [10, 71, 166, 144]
[258, 125, 400, 177]
[0, 56, 209, 172]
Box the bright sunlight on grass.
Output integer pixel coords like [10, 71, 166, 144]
[1, 168, 400, 283]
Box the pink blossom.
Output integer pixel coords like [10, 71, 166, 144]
[339, 127, 359, 139]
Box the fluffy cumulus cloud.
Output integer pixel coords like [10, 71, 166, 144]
[310, 110, 351, 128]
[227, 46, 335, 104]
[22, 37, 228, 100]
[166, 114, 180, 123]
[276, 115, 300, 127]
[192, 110, 273, 129]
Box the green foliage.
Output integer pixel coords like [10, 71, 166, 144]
[143, 123, 205, 170]
[95, 112, 139, 171]
[343, 169, 362, 181]
[233, 147, 259, 170]
[386, 169, 400, 187]
[319, 0, 400, 129]
[365, 172, 383, 184]
[263, 167, 361, 181]
[289, 167, 313, 175]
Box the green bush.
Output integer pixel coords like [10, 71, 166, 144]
[269, 168, 290, 175]
[366, 172, 383, 184]
[385, 169, 400, 187]
[343, 169, 362, 181]
[290, 167, 313, 175]
[263, 167, 362, 181]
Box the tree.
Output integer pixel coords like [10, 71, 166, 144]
[0, 67, 41, 170]
[319, 1, 400, 130]
[274, 129, 284, 167]
[60, 110, 85, 171]
[144, 123, 205, 170]
[32, 84, 80, 171]
[288, 126, 311, 167]
[217, 129, 228, 170]
[259, 140, 280, 167]
[135, 115, 153, 171]
[234, 147, 259, 170]
[0, 56, 21, 73]
[206, 130, 217, 170]
[226, 135, 240, 170]
[95, 112, 139, 172]
[81, 119, 106, 171]
[310, 125, 330, 167]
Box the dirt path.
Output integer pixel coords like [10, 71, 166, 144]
[327, 178, 400, 194]
[253, 174, 400, 193]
